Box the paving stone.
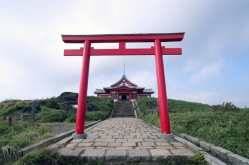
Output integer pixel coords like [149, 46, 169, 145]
[128, 149, 151, 161]
[154, 139, 168, 142]
[124, 135, 134, 139]
[108, 142, 122, 147]
[66, 143, 77, 148]
[155, 146, 174, 149]
[149, 149, 172, 161]
[81, 139, 96, 142]
[58, 148, 83, 157]
[71, 139, 83, 143]
[122, 142, 136, 147]
[137, 135, 148, 138]
[93, 142, 108, 147]
[136, 147, 154, 149]
[142, 142, 156, 147]
[116, 139, 127, 142]
[170, 142, 185, 147]
[130, 133, 142, 135]
[105, 149, 127, 161]
[95, 138, 115, 142]
[87, 135, 99, 139]
[81, 149, 105, 161]
[156, 142, 171, 146]
[128, 139, 143, 142]
[100, 136, 113, 139]
[148, 135, 158, 138]
[108, 133, 119, 136]
[78, 143, 93, 147]
[113, 135, 124, 139]
[170, 149, 194, 158]
[144, 138, 155, 142]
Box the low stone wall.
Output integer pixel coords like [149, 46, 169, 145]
[18, 120, 101, 156]
[179, 133, 249, 165]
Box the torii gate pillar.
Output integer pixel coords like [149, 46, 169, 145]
[62, 33, 185, 140]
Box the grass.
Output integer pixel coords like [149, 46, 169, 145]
[136, 97, 249, 159]
[0, 121, 51, 163]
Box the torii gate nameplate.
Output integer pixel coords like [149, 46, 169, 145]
[62, 33, 185, 140]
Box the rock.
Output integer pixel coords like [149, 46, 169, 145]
[57, 92, 78, 115]
[57, 92, 98, 115]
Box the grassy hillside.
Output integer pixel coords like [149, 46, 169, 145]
[137, 97, 211, 115]
[0, 96, 113, 164]
[136, 97, 249, 159]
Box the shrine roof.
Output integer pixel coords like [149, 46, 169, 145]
[94, 89, 106, 93]
[143, 89, 154, 93]
[110, 74, 137, 87]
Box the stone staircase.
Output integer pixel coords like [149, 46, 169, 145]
[114, 101, 134, 117]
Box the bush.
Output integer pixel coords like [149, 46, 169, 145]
[65, 116, 76, 123]
[87, 96, 113, 112]
[38, 98, 59, 109]
[212, 102, 240, 112]
[37, 108, 68, 122]
[86, 111, 110, 121]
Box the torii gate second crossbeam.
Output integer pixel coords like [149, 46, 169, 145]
[61, 33, 185, 140]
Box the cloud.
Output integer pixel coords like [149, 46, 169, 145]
[190, 61, 223, 84]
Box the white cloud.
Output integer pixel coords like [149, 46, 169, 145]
[190, 61, 223, 84]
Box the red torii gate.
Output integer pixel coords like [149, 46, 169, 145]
[61, 33, 185, 139]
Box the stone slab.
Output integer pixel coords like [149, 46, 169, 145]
[170, 149, 194, 158]
[227, 153, 249, 165]
[149, 149, 172, 161]
[122, 142, 136, 147]
[105, 149, 127, 161]
[93, 142, 108, 147]
[81, 149, 105, 161]
[128, 149, 151, 162]
[199, 141, 214, 152]
[210, 146, 232, 160]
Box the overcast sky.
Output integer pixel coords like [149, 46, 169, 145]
[0, 0, 248, 107]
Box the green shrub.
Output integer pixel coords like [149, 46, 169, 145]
[38, 98, 59, 109]
[0, 105, 19, 117]
[86, 111, 110, 121]
[16, 148, 86, 165]
[37, 108, 68, 122]
[212, 102, 240, 112]
[65, 115, 76, 123]
[87, 96, 113, 112]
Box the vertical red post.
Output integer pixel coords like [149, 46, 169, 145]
[154, 39, 173, 139]
[73, 40, 91, 139]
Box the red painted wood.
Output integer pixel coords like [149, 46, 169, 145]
[75, 40, 91, 135]
[64, 47, 182, 56]
[154, 39, 171, 134]
[62, 33, 184, 43]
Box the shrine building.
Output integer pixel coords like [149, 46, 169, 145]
[94, 74, 154, 101]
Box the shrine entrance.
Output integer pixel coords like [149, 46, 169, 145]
[62, 33, 185, 140]
[121, 94, 128, 101]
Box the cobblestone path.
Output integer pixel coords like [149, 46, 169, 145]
[58, 118, 195, 163]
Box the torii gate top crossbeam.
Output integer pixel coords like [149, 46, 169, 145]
[62, 33, 185, 56]
[61, 32, 185, 43]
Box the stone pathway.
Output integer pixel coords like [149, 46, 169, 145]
[58, 118, 195, 164]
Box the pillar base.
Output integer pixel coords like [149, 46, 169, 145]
[72, 133, 87, 139]
[160, 133, 174, 140]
